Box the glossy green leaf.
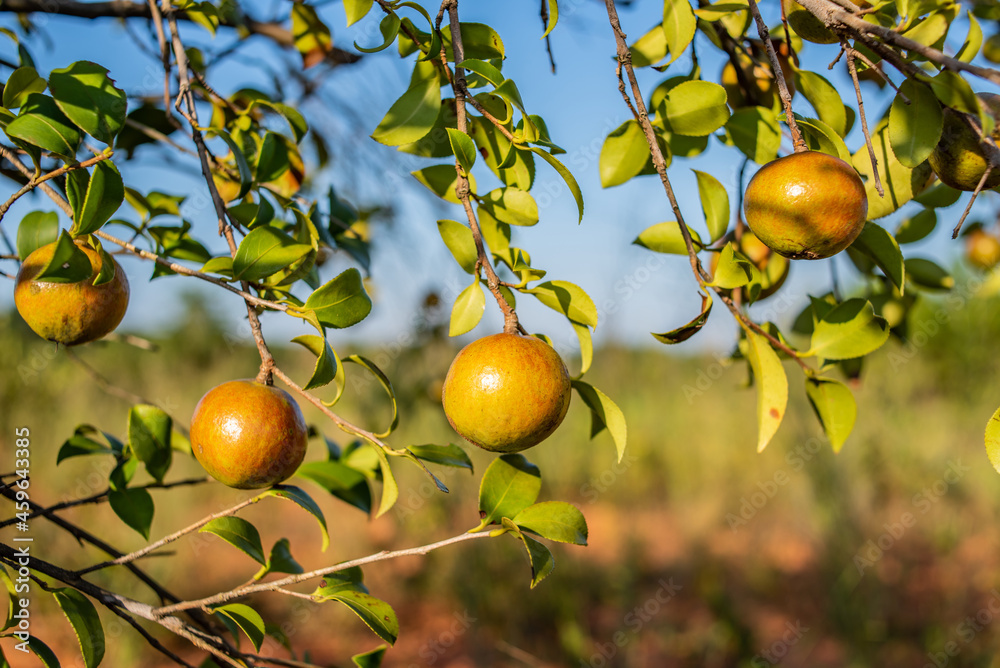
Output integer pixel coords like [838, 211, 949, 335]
[807, 299, 890, 360]
[292, 3, 333, 66]
[372, 63, 441, 146]
[437, 219, 478, 273]
[652, 292, 712, 344]
[726, 107, 780, 164]
[353, 645, 388, 668]
[926, 69, 982, 119]
[53, 589, 104, 668]
[795, 70, 847, 137]
[527, 280, 598, 328]
[633, 221, 702, 254]
[571, 319, 593, 376]
[291, 334, 340, 390]
[2, 66, 45, 109]
[128, 404, 172, 483]
[478, 454, 542, 526]
[985, 404, 1000, 474]
[571, 380, 627, 461]
[693, 169, 729, 242]
[183, 1, 219, 35]
[629, 23, 667, 67]
[345, 356, 399, 439]
[16, 210, 58, 261]
[889, 79, 943, 169]
[709, 243, 753, 289]
[33, 229, 91, 283]
[905, 257, 954, 291]
[459, 58, 504, 86]
[255, 131, 290, 183]
[510, 521, 556, 588]
[343, 0, 374, 25]
[331, 590, 399, 645]
[914, 182, 961, 209]
[449, 280, 486, 336]
[852, 126, 933, 219]
[957, 11, 982, 62]
[850, 222, 905, 293]
[254, 538, 304, 580]
[232, 226, 311, 282]
[213, 603, 265, 652]
[27, 636, 60, 668]
[528, 147, 583, 222]
[446, 128, 477, 172]
[312, 566, 367, 597]
[296, 459, 372, 514]
[412, 164, 475, 204]
[199, 516, 266, 564]
[48, 61, 126, 144]
[512, 501, 587, 545]
[793, 114, 851, 162]
[109, 487, 154, 539]
[599, 120, 650, 188]
[6, 92, 81, 158]
[805, 377, 856, 453]
[0, 565, 21, 633]
[449, 22, 504, 60]
[743, 329, 787, 453]
[408, 444, 473, 471]
[663, 81, 730, 137]
[479, 187, 538, 227]
[305, 268, 373, 329]
[70, 160, 124, 236]
[663, 0, 697, 65]
[894, 208, 937, 244]
[264, 485, 330, 551]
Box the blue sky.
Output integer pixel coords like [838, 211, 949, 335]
[0, 0, 987, 357]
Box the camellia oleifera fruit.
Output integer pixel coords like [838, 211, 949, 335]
[965, 228, 1000, 270]
[190, 380, 308, 489]
[14, 239, 130, 345]
[743, 151, 868, 260]
[441, 333, 571, 453]
[928, 93, 1000, 192]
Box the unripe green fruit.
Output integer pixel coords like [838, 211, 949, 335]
[190, 380, 308, 489]
[441, 333, 571, 453]
[743, 151, 868, 260]
[928, 93, 1000, 192]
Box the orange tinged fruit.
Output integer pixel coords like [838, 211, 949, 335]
[442, 333, 571, 453]
[965, 228, 1000, 270]
[744, 151, 868, 260]
[928, 93, 1000, 192]
[15, 239, 129, 345]
[190, 380, 308, 489]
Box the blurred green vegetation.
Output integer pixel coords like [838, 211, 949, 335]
[3, 285, 1000, 668]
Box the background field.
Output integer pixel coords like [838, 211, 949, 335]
[3, 281, 1000, 668]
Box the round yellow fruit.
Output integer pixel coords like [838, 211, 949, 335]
[965, 228, 1000, 270]
[928, 93, 1000, 192]
[441, 333, 571, 453]
[190, 380, 308, 489]
[744, 151, 868, 260]
[14, 238, 129, 345]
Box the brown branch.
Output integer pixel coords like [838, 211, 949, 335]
[952, 167, 993, 238]
[746, 0, 806, 152]
[845, 47, 883, 196]
[0, 151, 113, 224]
[539, 0, 556, 73]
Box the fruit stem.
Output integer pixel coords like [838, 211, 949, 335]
[746, 0, 808, 153]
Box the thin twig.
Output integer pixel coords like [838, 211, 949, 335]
[845, 47, 883, 196]
[952, 167, 993, 238]
[0, 151, 113, 223]
[539, 0, 556, 73]
[846, 47, 907, 99]
[746, 0, 806, 152]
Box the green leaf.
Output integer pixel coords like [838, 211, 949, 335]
[794, 70, 847, 137]
[48, 61, 126, 144]
[571, 319, 593, 376]
[27, 636, 60, 668]
[512, 501, 587, 545]
[446, 128, 477, 173]
[527, 280, 598, 328]
[727, 107, 781, 165]
[53, 588, 104, 668]
[479, 187, 538, 227]
[205, 129, 252, 200]
[252, 100, 309, 144]
[184, 1, 219, 35]
[127, 404, 172, 482]
[889, 79, 943, 169]
[541, 0, 559, 37]
[512, 523, 555, 588]
[108, 487, 154, 539]
[807, 299, 890, 360]
[408, 444, 473, 471]
[632, 221, 702, 254]
[0, 565, 21, 633]
[70, 160, 124, 236]
[571, 380, 627, 461]
[372, 63, 441, 146]
[291, 334, 340, 390]
[629, 23, 667, 68]
[528, 147, 584, 223]
[33, 229, 91, 283]
[292, 3, 333, 66]
[437, 219, 478, 273]
[652, 292, 712, 344]
[805, 377, 856, 453]
[353, 645, 388, 668]
[2, 66, 46, 109]
[344, 355, 399, 439]
[305, 268, 373, 329]
[599, 120, 650, 188]
[199, 516, 266, 565]
[895, 208, 937, 244]
[914, 182, 961, 209]
[852, 125, 933, 219]
[985, 404, 1000, 474]
[330, 590, 399, 645]
[905, 257, 954, 291]
[16, 210, 58, 260]
[411, 164, 475, 204]
[254, 538, 304, 580]
[213, 603, 265, 652]
[296, 459, 371, 514]
[478, 454, 542, 526]
[743, 329, 787, 453]
[693, 170, 730, 242]
[708, 243, 753, 289]
[264, 485, 330, 551]
[312, 566, 367, 597]
[850, 222, 905, 293]
[459, 58, 505, 86]
[343, 0, 374, 25]
[926, 69, 981, 117]
[793, 114, 852, 162]
[255, 131, 290, 183]
[6, 92, 81, 158]
[663, 81, 730, 136]
[662, 0, 697, 65]
[232, 226, 312, 282]
[449, 280, 486, 336]
[957, 11, 982, 63]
